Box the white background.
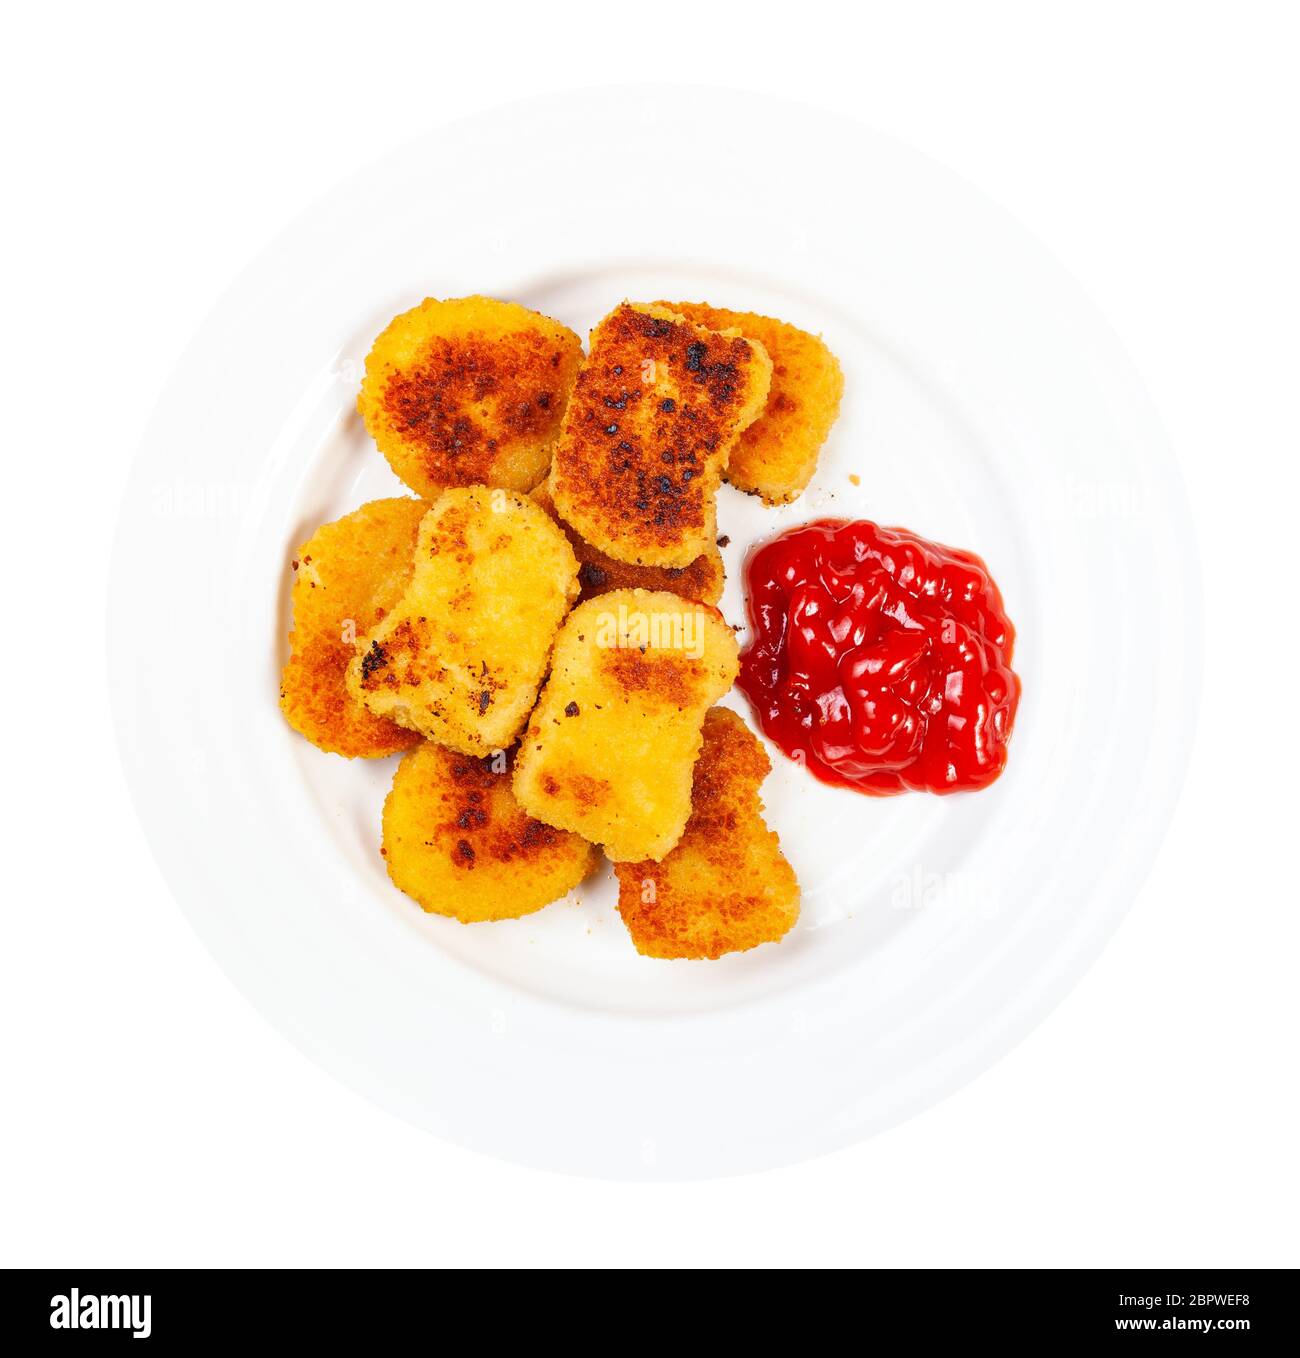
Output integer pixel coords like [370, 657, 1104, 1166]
[2, 0, 1296, 1268]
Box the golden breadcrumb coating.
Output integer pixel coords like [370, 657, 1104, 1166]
[530, 482, 723, 607]
[512, 589, 739, 862]
[279, 497, 427, 758]
[346, 487, 579, 756]
[663, 303, 843, 503]
[382, 742, 598, 923]
[615, 708, 800, 959]
[548, 303, 771, 568]
[358, 296, 583, 498]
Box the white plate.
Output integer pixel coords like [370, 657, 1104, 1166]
[109, 88, 1200, 1178]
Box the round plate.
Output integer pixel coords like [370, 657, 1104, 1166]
[108, 88, 1200, 1178]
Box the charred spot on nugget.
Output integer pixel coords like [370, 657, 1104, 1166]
[547, 304, 771, 568]
[383, 743, 598, 923]
[358, 296, 583, 497]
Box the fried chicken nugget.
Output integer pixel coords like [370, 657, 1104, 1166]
[664, 303, 843, 503]
[346, 487, 579, 756]
[614, 708, 800, 959]
[358, 296, 583, 498]
[530, 482, 723, 606]
[548, 304, 772, 568]
[383, 743, 598, 923]
[279, 497, 427, 758]
[512, 589, 739, 862]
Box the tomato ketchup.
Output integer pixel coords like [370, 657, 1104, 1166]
[736, 519, 1020, 794]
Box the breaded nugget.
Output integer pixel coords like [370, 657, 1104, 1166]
[382, 742, 598, 923]
[615, 708, 800, 959]
[548, 303, 772, 568]
[512, 589, 739, 861]
[358, 296, 583, 498]
[347, 487, 579, 756]
[279, 497, 427, 758]
[530, 482, 723, 607]
[663, 302, 844, 503]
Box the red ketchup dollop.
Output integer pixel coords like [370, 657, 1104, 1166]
[737, 519, 1020, 795]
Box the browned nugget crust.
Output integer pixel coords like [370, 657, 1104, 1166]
[663, 303, 843, 503]
[383, 743, 598, 923]
[279, 498, 427, 758]
[358, 296, 583, 498]
[530, 483, 723, 606]
[615, 708, 800, 959]
[512, 589, 740, 862]
[346, 487, 579, 756]
[548, 303, 771, 567]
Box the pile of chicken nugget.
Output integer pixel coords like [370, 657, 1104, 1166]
[280, 296, 843, 960]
